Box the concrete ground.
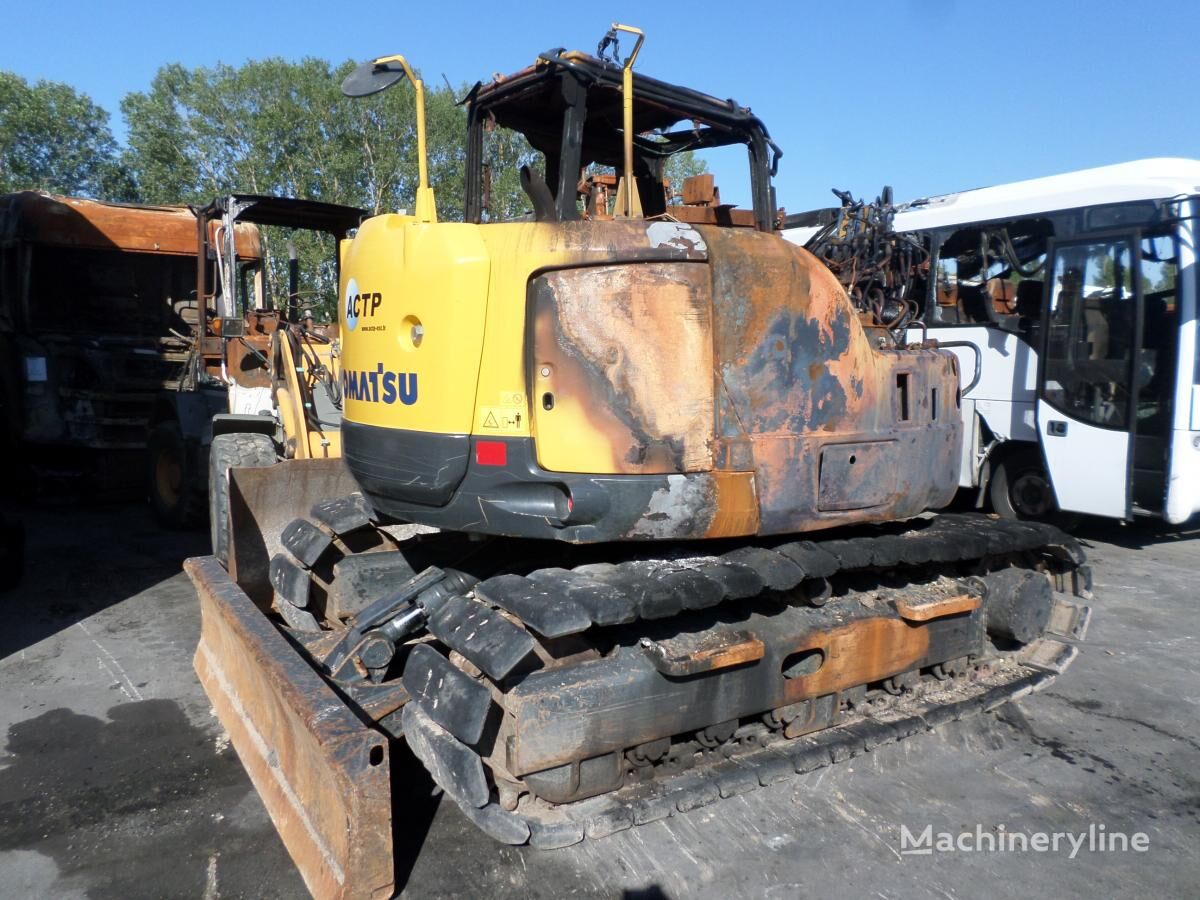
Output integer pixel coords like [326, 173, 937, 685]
[0, 503, 1196, 899]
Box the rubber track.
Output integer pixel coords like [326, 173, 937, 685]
[406, 654, 1069, 848]
[397, 515, 1090, 848]
[464, 514, 1087, 638]
[272, 506, 1091, 847]
[272, 507, 1087, 637]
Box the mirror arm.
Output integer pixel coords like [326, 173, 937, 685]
[412, 78, 436, 223]
[370, 55, 438, 223]
[611, 24, 644, 219]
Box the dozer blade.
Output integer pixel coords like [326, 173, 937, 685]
[188, 555, 394, 900]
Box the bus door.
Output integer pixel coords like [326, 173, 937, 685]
[1162, 205, 1197, 524]
[1134, 228, 1183, 514]
[1037, 235, 1141, 518]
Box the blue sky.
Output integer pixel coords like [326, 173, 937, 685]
[2, 0, 1197, 211]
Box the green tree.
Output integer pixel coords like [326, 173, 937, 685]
[121, 58, 485, 217]
[1093, 250, 1153, 296]
[664, 150, 709, 204]
[0, 72, 128, 198]
[120, 58, 529, 315]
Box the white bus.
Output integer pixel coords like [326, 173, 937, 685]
[786, 158, 1200, 524]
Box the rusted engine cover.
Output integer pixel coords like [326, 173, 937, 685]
[531, 261, 713, 475]
[525, 223, 960, 538]
[702, 226, 960, 532]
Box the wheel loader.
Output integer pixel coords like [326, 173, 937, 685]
[143, 194, 364, 563]
[187, 27, 1093, 899]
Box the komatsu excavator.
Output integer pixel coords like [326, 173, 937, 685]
[186, 27, 1092, 899]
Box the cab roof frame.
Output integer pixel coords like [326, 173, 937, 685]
[463, 50, 781, 229]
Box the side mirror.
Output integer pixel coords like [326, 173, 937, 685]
[341, 59, 409, 98]
[341, 55, 437, 223]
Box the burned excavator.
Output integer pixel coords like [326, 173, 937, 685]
[187, 26, 1092, 899]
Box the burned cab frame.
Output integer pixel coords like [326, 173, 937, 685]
[462, 49, 782, 231]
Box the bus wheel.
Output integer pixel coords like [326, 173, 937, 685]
[990, 450, 1055, 520]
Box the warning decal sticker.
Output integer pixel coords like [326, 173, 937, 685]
[479, 406, 524, 434]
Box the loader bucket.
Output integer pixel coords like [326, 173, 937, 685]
[189, 555, 394, 899]
[225, 458, 361, 607]
[191, 458, 391, 898]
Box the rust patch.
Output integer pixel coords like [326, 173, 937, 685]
[698, 225, 962, 535]
[641, 630, 765, 676]
[781, 615, 931, 703]
[816, 441, 901, 512]
[703, 470, 760, 537]
[531, 262, 713, 474]
[1, 190, 259, 257]
[895, 593, 981, 622]
[188, 556, 393, 899]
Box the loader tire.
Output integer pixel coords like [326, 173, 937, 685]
[148, 422, 202, 528]
[209, 433, 278, 566]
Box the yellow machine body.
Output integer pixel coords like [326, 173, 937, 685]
[338, 216, 961, 542]
[274, 328, 343, 460]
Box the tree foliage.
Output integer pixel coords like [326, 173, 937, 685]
[3, 58, 719, 314]
[119, 58, 512, 315]
[0, 72, 131, 198]
[664, 151, 709, 203]
[119, 58, 493, 218]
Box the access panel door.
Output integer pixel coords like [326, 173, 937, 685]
[1037, 237, 1137, 518]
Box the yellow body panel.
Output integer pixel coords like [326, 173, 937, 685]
[341, 219, 709, 474]
[304, 430, 342, 459]
[339, 215, 492, 435]
[706, 471, 760, 537]
[528, 261, 714, 474]
[472, 222, 670, 464]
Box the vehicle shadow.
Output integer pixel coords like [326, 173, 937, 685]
[1067, 514, 1200, 550]
[0, 501, 209, 660]
[390, 741, 444, 890]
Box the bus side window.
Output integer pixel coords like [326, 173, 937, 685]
[937, 228, 999, 325]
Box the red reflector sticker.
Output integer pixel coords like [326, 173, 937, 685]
[475, 441, 507, 467]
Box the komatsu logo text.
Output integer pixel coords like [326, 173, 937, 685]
[341, 366, 418, 405]
[343, 277, 381, 331]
